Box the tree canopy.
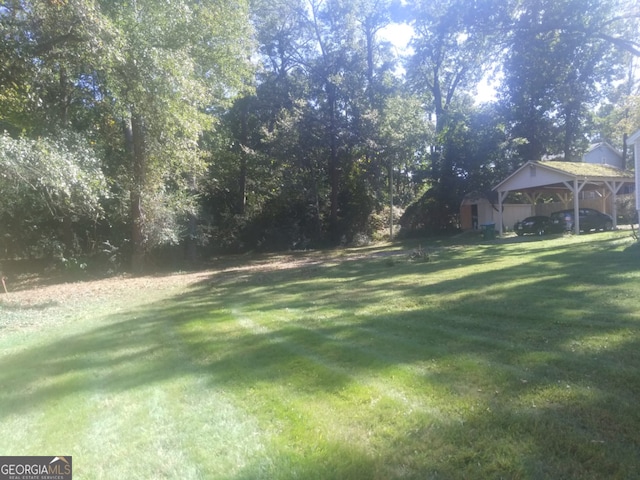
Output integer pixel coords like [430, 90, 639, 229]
[1, 0, 638, 266]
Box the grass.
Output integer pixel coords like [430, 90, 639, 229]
[1, 231, 640, 479]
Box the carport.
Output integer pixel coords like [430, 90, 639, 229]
[493, 161, 635, 235]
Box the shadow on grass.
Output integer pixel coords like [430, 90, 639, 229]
[1, 235, 639, 478]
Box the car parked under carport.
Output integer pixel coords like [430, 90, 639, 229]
[514, 216, 551, 236]
[549, 208, 613, 233]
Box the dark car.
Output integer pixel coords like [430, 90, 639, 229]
[514, 216, 551, 236]
[549, 208, 613, 233]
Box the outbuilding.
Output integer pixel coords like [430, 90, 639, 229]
[493, 160, 635, 235]
[460, 192, 533, 231]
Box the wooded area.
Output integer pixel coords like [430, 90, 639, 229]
[1, 0, 639, 271]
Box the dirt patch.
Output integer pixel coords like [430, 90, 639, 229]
[0, 271, 210, 310]
[0, 247, 412, 311]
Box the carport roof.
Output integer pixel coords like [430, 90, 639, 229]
[493, 160, 634, 193]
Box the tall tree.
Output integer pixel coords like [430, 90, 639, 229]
[96, 0, 254, 269]
[595, 56, 640, 166]
[405, 0, 507, 229]
[500, 0, 637, 162]
[0, 0, 107, 135]
[1, 0, 114, 256]
[408, 0, 507, 135]
[232, 0, 407, 246]
[1, 0, 254, 265]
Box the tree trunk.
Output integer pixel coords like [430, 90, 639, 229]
[238, 98, 249, 214]
[185, 173, 198, 264]
[327, 82, 340, 243]
[563, 104, 579, 161]
[185, 212, 198, 264]
[62, 214, 74, 257]
[60, 65, 74, 256]
[126, 113, 147, 273]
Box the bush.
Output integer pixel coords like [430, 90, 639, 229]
[370, 205, 405, 241]
[399, 187, 459, 235]
[616, 195, 637, 225]
[239, 196, 321, 252]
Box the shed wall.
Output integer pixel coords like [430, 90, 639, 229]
[501, 204, 534, 230]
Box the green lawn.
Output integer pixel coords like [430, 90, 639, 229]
[1, 231, 640, 479]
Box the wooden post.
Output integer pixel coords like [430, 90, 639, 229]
[389, 162, 393, 239]
[625, 130, 640, 229]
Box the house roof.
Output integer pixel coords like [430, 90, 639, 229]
[586, 141, 623, 158]
[541, 142, 623, 163]
[493, 160, 634, 193]
[538, 161, 633, 178]
[627, 129, 640, 145]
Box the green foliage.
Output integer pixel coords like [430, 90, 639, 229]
[595, 61, 640, 152]
[399, 185, 459, 235]
[210, 0, 433, 250]
[0, 132, 106, 212]
[500, 0, 633, 161]
[0, 0, 109, 134]
[615, 194, 638, 224]
[1, 0, 638, 260]
[408, 0, 507, 131]
[93, 0, 255, 267]
[337, 164, 377, 243]
[0, 131, 107, 257]
[241, 195, 321, 251]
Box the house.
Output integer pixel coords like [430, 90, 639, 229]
[627, 129, 640, 223]
[583, 142, 625, 169]
[542, 142, 625, 169]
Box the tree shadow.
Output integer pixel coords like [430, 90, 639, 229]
[0, 237, 639, 478]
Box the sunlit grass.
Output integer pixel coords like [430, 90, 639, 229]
[1, 231, 639, 478]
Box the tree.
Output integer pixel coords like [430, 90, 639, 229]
[0, 132, 107, 258]
[216, 0, 411, 248]
[500, 0, 638, 162]
[1, 1, 115, 258]
[405, 0, 507, 230]
[94, 0, 254, 269]
[374, 90, 433, 235]
[408, 0, 507, 134]
[1, 0, 255, 268]
[595, 56, 640, 166]
[0, 0, 107, 135]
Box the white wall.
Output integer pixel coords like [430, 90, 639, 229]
[583, 144, 624, 169]
[535, 198, 611, 217]
[624, 129, 639, 223]
[500, 204, 535, 231]
[635, 139, 640, 221]
[468, 201, 533, 230]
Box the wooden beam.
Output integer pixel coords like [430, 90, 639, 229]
[573, 179, 580, 234]
[497, 190, 509, 234]
[604, 180, 625, 229]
